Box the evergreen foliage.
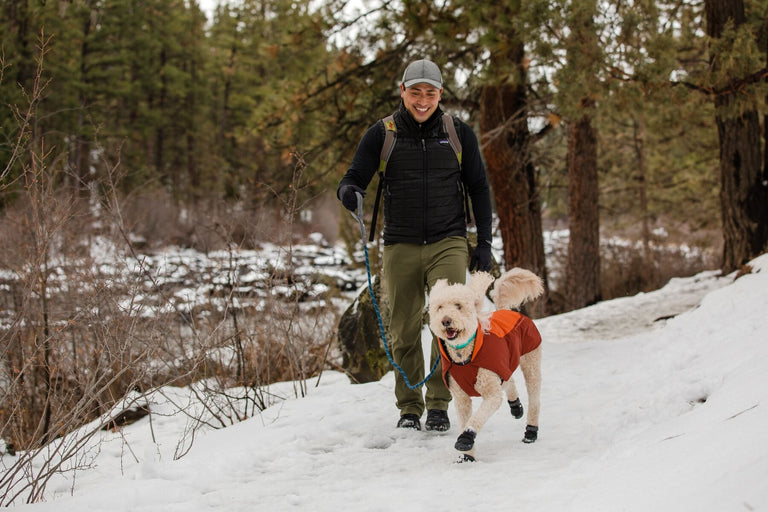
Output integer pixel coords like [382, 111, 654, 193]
[1, 0, 766, 266]
[0, 0, 347, 210]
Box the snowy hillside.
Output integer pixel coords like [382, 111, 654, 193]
[7, 254, 768, 512]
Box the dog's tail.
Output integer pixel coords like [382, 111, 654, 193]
[490, 268, 544, 310]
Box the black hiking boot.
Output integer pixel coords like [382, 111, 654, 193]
[396, 413, 421, 430]
[424, 409, 450, 432]
[508, 398, 524, 419]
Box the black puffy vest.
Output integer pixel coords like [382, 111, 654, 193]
[383, 110, 465, 245]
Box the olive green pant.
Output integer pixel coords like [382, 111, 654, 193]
[382, 236, 468, 418]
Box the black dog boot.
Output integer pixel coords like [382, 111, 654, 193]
[455, 453, 476, 463]
[455, 429, 476, 451]
[523, 425, 538, 443]
[508, 398, 524, 419]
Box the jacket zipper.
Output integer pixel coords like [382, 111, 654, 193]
[422, 137, 427, 244]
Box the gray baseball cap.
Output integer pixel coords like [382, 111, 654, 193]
[401, 59, 443, 89]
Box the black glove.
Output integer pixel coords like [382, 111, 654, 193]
[338, 185, 364, 212]
[469, 241, 492, 272]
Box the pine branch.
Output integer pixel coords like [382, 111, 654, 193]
[671, 67, 768, 96]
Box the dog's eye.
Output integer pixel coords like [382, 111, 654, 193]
[455, 303, 462, 310]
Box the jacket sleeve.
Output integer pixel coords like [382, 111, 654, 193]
[336, 121, 385, 200]
[458, 120, 493, 245]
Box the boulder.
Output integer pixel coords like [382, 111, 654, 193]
[337, 274, 392, 383]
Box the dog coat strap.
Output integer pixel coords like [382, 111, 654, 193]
[469, 326, 484, 362]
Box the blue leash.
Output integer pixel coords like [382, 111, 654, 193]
[351, 192, 440, 390]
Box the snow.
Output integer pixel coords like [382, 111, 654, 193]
[5, 253, 768, 512]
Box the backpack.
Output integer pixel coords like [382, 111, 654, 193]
[368, 113, 467, 242]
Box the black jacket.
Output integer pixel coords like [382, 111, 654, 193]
[338, 103, 492, 246]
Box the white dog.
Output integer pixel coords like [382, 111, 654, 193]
[428, 269, 544, 462]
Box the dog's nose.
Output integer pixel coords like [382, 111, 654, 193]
[441, 317, 452, 327]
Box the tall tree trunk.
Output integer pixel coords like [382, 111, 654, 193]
[705, 0, 768, 272]
[565, 111, 600, 310]
[187, 57, 199, 198]
[633, 117, 651, 259]
[763, 18, 768, 219]
[562, 1, 601, 312]
[75, 2, 97, 197]
[8, 0, 35, 89]
[479, 40, 548, 317]
[156, 47, 167, 179]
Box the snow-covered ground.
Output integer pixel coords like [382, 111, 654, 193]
[4, 253, 767, 512]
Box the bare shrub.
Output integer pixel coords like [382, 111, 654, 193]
[0, 36, 336, 504]
[0, 155, 155, 504]
[1, 155, 342, 503]
[545, 225, 720, 314]
[143, 154, 342, 460]
[600, 235, 719, 300]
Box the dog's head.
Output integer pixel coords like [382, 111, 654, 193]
[427, 272, 494, 344]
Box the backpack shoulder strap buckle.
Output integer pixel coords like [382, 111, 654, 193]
[379, 114, 397, 173]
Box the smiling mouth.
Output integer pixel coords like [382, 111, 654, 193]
[444, 327, 461, 340]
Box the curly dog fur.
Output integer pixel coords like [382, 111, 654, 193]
[427, 269, 544, 462]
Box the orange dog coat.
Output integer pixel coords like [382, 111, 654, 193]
[438, 310, 541, 397]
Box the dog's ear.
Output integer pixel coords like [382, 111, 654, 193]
[468, 272, 494, 331]
[468, 272, 494, 301]
[429, 278, 450, 300]
[431, 278, 449, 291]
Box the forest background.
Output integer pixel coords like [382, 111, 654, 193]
[1, 0, 767, 502]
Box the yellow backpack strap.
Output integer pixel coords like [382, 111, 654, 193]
[379, 115, 397, 173]
[442, 114, 462, 165]
[370, 115, 396, 242]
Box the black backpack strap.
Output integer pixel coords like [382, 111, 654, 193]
[442, 114, 472, 225]
[369, 115, 397, 242]
[369, 183, 383, 243]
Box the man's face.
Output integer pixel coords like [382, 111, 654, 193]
[400, 83, 442, 123]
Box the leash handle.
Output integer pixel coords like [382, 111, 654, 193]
[355, 191, 364, 220]
[349, 191, 366, 237]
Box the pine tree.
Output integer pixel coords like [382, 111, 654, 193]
[560, 0, 601, 311]
[471, 1, 550, 316]
[705, 0, 768, 272]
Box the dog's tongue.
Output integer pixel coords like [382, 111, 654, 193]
[446, 328, 458, 340]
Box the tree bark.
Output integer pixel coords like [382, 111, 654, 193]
[565, 112, 600, 310]
[478, 40, 548, 317]
[705, 0, 768, 272]
[714, 109, 767, 271]
[75, 1, 98, 197]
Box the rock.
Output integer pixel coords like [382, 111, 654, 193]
[337, 274, 392, 383]
[101, 404, 151, 431]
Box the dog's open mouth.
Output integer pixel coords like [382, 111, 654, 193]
[444, 327, 461, 341]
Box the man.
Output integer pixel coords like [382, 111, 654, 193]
[337, 59, 493, 431]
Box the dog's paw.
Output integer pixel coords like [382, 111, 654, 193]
[522, 425, 538, 443]
[455, 453, 476, 463]
[455, 429, 476, 451]
[508, 398, 524, 419]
